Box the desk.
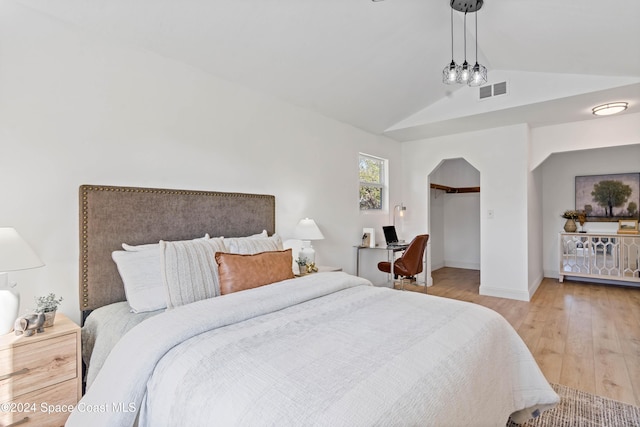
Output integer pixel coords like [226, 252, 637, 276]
[355, 245, 407, 282]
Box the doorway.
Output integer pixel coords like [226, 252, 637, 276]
[429, 158, 481, 291]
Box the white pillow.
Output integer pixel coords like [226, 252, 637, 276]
[160, 238, 227, 309]
[122, 234, 210, 251]
[224, 234, 283, 254]
[112, 249, 166, 313]
[249, 230, 268, 238]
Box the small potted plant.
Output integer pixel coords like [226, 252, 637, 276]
[295, 257, 308, 276]
[34, 293, 63, 328]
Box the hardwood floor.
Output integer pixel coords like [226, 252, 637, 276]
[402, 267, 640, 406]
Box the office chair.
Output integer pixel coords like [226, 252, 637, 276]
[377, 234, 429, 291]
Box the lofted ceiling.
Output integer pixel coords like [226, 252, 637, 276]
[15, 0, 640, 141]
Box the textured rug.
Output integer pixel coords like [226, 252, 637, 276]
[508, 383, 640, 427]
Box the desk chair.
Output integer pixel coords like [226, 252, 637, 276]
[377, 234, 429, 291]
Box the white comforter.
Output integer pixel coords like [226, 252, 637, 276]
[67, 272, 558, 427]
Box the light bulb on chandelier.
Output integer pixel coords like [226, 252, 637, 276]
[442, 8, 460, 84]
[468, 9, 487, 87]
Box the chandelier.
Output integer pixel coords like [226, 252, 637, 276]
[442, 0, 487, 87]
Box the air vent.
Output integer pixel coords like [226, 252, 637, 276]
[478, 81, 508, 100]
[479, 85, 492, 99]
[493, 81, 507, 96]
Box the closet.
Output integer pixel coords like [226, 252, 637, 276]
[429, 158, 481, 275]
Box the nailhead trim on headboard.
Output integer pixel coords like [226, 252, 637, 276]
[79, 185, 276, 312]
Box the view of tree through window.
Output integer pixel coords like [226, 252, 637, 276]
[359, 154, 385, 210]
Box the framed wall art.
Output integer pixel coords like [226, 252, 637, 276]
[618, 219, 639, 234]
[575, 173, 640, 222]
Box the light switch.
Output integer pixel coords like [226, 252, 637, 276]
[488, 209, 495, 219]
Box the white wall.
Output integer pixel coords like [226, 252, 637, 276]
[531, 112, 640, 170]
[402, 124, 531, 300]
[429, 159, 480, 270]
[0, 2, 401, 323]
[533, 113, 640, 280]
[527, 164, 544, 294]
[540, 144, 640, 278]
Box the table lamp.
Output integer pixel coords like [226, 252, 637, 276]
[293, 218, 325, 265]
[0, 228, 45, 335]
[393, 203, 406, 226]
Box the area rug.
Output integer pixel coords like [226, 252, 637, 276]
[507, 383, 640, 427]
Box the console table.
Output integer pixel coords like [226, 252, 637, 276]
[559, 232, 640, 284]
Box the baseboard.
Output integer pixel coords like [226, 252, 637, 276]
[544, 269, 560, 279]
[444, 261, 481, 270]
[528, 273, 544, 298]
[431, 261, 445, 270]
[479, 285, 530, 301]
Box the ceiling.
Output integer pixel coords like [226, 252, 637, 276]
[16, 0, 640, 141]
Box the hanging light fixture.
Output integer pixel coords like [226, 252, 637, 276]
[468, 9, 487, 87]
[442, 8, 460, 84]
[442, 0, 487, 87]
[456, 12, 471, 84]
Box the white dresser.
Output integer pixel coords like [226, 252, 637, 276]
[559, 232, 640, 284]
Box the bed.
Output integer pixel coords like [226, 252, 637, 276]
[68, 184, 558, 427]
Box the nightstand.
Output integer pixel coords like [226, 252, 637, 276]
[0, 313, 81, 427]
[316, 266, 342, 273]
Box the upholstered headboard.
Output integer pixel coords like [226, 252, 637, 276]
[79, 185, 275, 314]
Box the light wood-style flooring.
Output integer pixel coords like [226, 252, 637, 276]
[400, 267, 640, 406]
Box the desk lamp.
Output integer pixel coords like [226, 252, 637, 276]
[393, 203, 407, 226]
[0, 228, 44, 335]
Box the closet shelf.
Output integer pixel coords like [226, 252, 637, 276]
[430, 183, 480, 194]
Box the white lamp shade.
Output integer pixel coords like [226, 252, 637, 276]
[293, 218, 325, 241]
[0, 228, 44, 272]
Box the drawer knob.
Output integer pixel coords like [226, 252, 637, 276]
[0, 368, 30, 381]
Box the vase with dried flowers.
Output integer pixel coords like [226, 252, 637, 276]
[561, 210, 579, 233]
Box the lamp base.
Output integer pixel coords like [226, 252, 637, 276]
[0, 273, 20, 335]
[299, 241, 316, 265]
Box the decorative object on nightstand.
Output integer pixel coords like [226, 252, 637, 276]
[295, 257, 308, 276]
[34, 293, 63, 328]
[0, 313, 82, 426]
[293, 218, 325, 265]
[0, 228, 45, 335]
[13, 312, 45, 336]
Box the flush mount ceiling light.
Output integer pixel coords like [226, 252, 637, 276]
[592, 102, 628, 116]
[442, 0, 487, 87]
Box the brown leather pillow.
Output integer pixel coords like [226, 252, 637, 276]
[215, 249, 294, 295]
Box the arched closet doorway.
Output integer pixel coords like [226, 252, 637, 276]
[429, 158, 481, 292]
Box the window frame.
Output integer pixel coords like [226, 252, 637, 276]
[358, 153, 388, 212]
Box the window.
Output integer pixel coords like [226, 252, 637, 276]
[359, 153, 387, 211]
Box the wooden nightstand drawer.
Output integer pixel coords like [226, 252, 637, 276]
[0, 378, 76, 427]
[0, 333, 77, 402]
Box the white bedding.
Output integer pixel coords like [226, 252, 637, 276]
[67, 272, 558, 427]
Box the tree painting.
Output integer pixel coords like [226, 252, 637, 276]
[575, 173, 640, 221]
[590, 180, 632, 217]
